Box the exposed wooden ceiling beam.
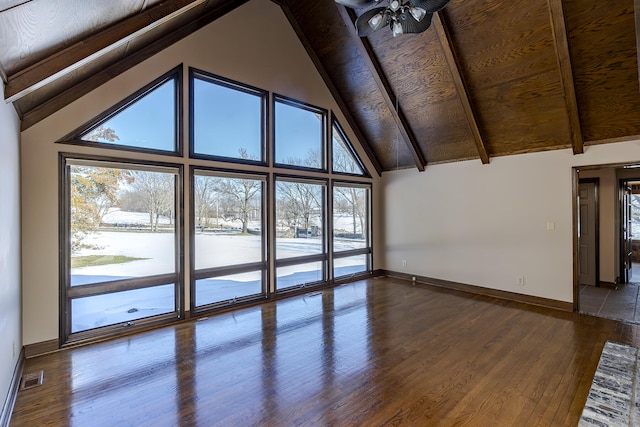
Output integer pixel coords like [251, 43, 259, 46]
[0, 62, 7, 84]
[20, 0, 250, 130]
[547, 0, 583, 155]
[337, 5, 426, 172]
[276, 1, 383, 176]
[432, 12, 489, 165]
[635, 0, 640, 91]
[4, 0, 207, 103]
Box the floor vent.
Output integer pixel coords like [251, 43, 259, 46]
[20, 370, 44, 390]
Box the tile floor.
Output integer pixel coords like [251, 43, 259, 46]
[579, 264, 640, 324]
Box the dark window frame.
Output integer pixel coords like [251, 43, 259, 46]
[273, 94, 328, 173]
[190, 166, 269, 313]
[59, 153, 185, 346]
[274, 174, 329, 293]
[57, 65, 184, 157]
[189, 68, 269, 166]
[330, 113, 371, 178]
[331, 180, 373, 280]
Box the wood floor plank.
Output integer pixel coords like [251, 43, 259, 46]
[9, 277, 637, 426]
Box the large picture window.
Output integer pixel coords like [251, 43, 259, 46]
[274, 96, 326, 170]
[62, 157, 183, 340]
[59, 68, 373, 343]
[275, 177, 327, 291]
[192, 169, 267, 310]
[333, 183, 371, 279]
[191, 69, 267, 163]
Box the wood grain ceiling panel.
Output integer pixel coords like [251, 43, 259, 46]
[444, 0, 570, 156]
[564, 0, 640, 144]
[6, 0, 640, 170]
[366, 14, 480, 164]
[282, 0, 417, 169]
[3, 0, 208, 102]
[17, 0, 246, 130]
[0, 0, 31, 13]
[0, 0, 148, 75]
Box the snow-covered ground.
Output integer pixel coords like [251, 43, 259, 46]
[72, 226, 367, 332]
[102, 209, 173, 225]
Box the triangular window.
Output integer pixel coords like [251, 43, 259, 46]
[65, 66, 181, 154]
[332, 116, 367, 176]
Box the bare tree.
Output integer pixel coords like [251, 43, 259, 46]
[334, 186, 366, 236]
[277, 181, 322, 237]
[194, 175, 217, 229]
[216, 177, 262, 233]
[332, 136, 362, 175]
[283, 148, 322, 169]
[130, 170, 174, 232]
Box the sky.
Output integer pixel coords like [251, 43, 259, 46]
[86, 75, 333, 166]
[88, 79, 176, 151]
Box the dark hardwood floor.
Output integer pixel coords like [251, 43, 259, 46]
[10, 277, 640, 426]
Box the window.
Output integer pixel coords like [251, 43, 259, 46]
[274, 96, 326, 170]
[275, 177, 326, 290]
[192, 169, 267, 309]
[332, 115, 367, 176]
[62, 157, 182, 339]
[59, 69, 374, 340]
[191, 69, 267, 163]
[333, 183, 371, 279]
[64, 67, 181, 154]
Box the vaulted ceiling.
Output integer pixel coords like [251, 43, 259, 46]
[1, 0, 639, 174]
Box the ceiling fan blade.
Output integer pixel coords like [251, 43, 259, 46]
[355, 7, 389, 37]
[335, 0, 381, 8]
[408, 0, 452, 13]
[399, 11, 433, 34]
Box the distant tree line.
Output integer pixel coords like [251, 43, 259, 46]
[71, 136, 367, 253]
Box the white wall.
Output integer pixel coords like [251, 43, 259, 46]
[0, 81, 22, 412]
[20, 0, 380, 345]
[383, 140, 640, 303]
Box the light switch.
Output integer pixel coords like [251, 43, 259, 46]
[546, 221, 555, 231]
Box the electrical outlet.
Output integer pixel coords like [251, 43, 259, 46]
[516, 276, 525, 286]
[402, 260, 407, 267]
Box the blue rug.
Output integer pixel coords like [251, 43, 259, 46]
[580, 341, 640, 426]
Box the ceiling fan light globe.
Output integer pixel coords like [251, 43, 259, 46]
[392, 21, 403, 36]
[389, 0, 401, 11]
[368, 12, 385, 30]
[409, 6, 426, 22]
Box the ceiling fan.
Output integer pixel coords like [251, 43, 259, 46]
[335, 0, 452, 37]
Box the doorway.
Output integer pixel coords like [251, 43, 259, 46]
[619, 180, 640, 284]
[575, 168, 640, 323]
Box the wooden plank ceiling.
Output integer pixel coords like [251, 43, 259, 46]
[1, 0, 640, 173]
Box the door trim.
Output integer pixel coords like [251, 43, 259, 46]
[619, 179, 634, 284]
[572, 167, 579, 312]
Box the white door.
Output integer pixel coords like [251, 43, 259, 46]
[579, 181, 597, 286]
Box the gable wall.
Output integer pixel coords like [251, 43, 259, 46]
[20, 0, 380, 345]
